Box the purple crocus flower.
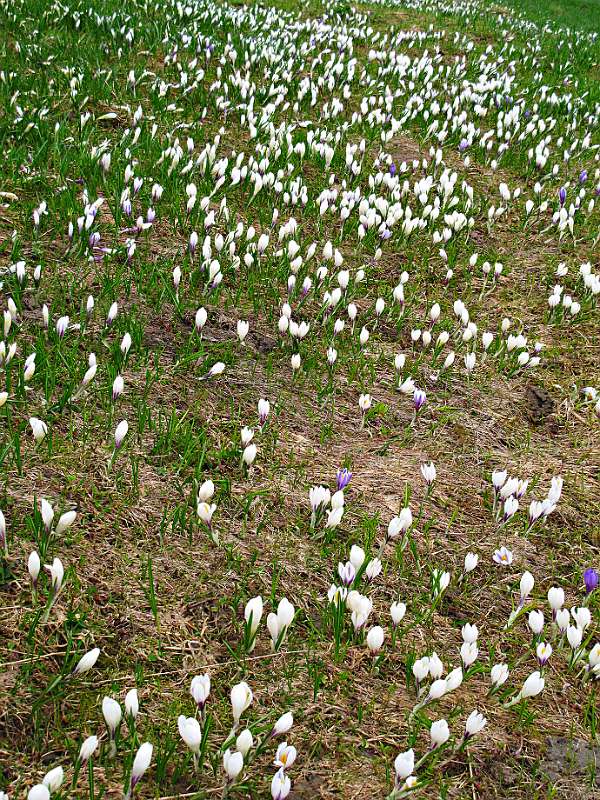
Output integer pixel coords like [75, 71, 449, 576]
[338, 561, 355, 587]
[389, 163, 396, 176]
[579, 170, 588, 183]
[93, 246, 110, 264]
[336, 468, 352, 491]
[584, 567, 599, 594]
[459, 139, 468, 152]
[558, 186, 566, 206]
[413, 389, 427, 412]
[537, 643, 552, 667]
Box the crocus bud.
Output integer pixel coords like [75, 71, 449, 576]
[56, 316, 69, 338]
[567, 625, 583, 649]
[125, 688, 139, 719]
[464, 552, 478, 573]
[28, 786, 49, 800]
[198, 480, 215, 502]
[239, 425, 254, 447]
[236, 728, 254, 757]
[244, 596, 263, 637]
[556, 608, 570, 631]
[42, 766, 64, 793]
[258, 398, 270, 426]
[349, 544, 365, 570]
[41, 499, 54, 530]
[106, 302, 118, 326]
[394, 748, 414, 781]
[130, 742, 153, 792]
[492, 469, 508, 490]
[29, 417, 48, 442]
[412, 657, 429, 683]
[237, 320, 249, 343]
[121, 333, 132, 356]
[74, 647, 100, 675]
[528, 610, 544, 635]
[28, 551, 41, 583]
[242, 444, 257, 466]
[82, 361, 97, 387]
[172, 266, 182, 292]
[112, 375, 124, 402]
[365, 558, 382, 582]
[79, 736, 99, 762]
[55, 510, 76, 535]
[114, 420, 129, 449]
[102, 696, 122, 735]
[445, 667, 463, 692]
[520, 571, 534, 600]
[420, 462, 436, 484]
[207, 362, 225, 378]
[547, 587, 564, 610]
[331, 490, 344, 510]
[230, 682, 253, 726]
[272, 712, 293, 736]
[390, 601, 406, 625]
[223, 749, 243, 781]
[519, 670, 545, 700]
[195, 307, 207, 331]
[588, 644, 600, 670]
[338, 561, 355, 587]
[45, 557, 64, 592]
[178, 715, 202, 754]
[427, 678, 446, 700]
[366, 625, 385, 653]
[325, 507, 343, 528]
[430, 719, 450, 748]
[461, 623, 478, 643]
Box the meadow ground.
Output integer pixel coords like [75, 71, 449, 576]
[0, 0, 599, 798]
